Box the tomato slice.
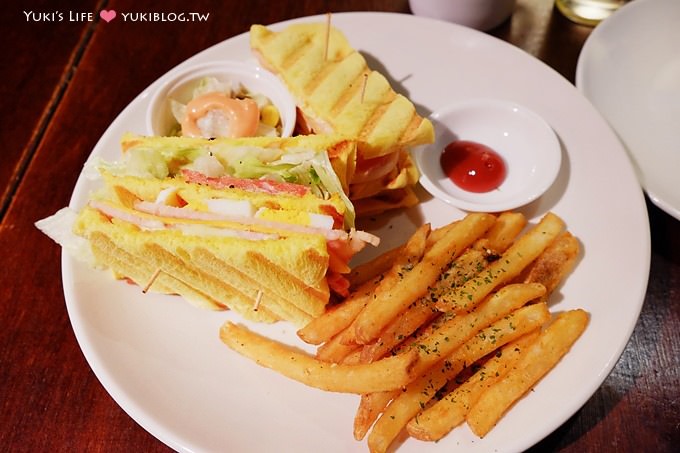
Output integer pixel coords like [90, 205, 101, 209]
[327, 271, 350, 298]
[182, 169, 310, 196]
[327, 238, 355, 268]
[319, 204, 345, 229]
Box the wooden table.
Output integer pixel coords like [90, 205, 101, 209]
[2, 0, 677, 451]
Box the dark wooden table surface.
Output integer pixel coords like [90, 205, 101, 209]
[2, 0, 677, 451]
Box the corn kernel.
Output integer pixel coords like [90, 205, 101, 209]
[260, 105, 280, 127]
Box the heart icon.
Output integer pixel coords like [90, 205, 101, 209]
[100, 9, 116, 23]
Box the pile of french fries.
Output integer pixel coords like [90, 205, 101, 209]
[220, 211, 589, 452]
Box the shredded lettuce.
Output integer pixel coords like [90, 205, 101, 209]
[34, 208, 96, 267]
[229, 155, 294, 180]
[227, 151, 355, 228]
[169, 99, 187, 127]
[308, 152, 356, 228]
[194, 77, 232, 98]
[98, 146, 205, 179]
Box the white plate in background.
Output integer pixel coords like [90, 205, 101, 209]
[576, 0, 680, 220]
[63, 12, 650, 453]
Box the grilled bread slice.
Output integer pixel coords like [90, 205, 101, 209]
[250, 23, 434, 159]
[76, 206, 326, 325]
[250, 23, 433, 215]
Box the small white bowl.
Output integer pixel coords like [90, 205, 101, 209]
[414, 99, 561, 212]
[146, 61, 296, 138]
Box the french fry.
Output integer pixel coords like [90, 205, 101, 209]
[435, 212, 565, 313]
[366, 302, 550, 453]
[312, 224, 431, 359]
[354, 391, 398, 440]
[453, 303, 550, 371]
[407, 331, 541, 441]
[360, 247, 489, 363]
[322, 216, 501, 361]
[408, 282, 546, 377]
[350, 224, 430, 343]
[297, 274, 381, 345]
[424, 218, 465, 246]
[473, 211, 527, 253]
[220, 322, 422, 393]
[358, 213, 527, 364]
[374, 223, 431, 293]
[353, 244, 485, 438]
[520, 231, 580, 303]
[359, 300, 437, 364]
[346, 247, 401, 289]
[361, 213, 528, 363]
[402, 230, 580, 441]
[466, 309, 589, 437]
[217, 210, 587, 451]
[315, 330, 363, 363]
[346, 220, 459, 289]
[354, 250, 542, 445]
[354, 213, 496, 344]
[341, 348, 362, 365]
[435, 247, 489, 294]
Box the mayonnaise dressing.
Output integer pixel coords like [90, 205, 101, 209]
[181, 92, 260, 138]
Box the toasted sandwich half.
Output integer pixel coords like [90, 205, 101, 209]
[250, 22, 434, 215]
[37, 134, 379, 326]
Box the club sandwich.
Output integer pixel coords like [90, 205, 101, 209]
[37, 134, 379, 326]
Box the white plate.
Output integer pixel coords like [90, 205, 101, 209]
[63, 12, 650, 453]
[576, 0, 680, 220]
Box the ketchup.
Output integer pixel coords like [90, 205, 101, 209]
[440, 140, 506, 193]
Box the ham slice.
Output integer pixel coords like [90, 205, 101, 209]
[182, 169, 310, 196]
[133, 200, 349, 242]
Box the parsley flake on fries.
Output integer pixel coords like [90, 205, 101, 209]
[219, 211, 589, 452]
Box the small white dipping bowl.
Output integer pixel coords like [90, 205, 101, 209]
[146, 60, 296, 138]
[414, 99, 561, 212]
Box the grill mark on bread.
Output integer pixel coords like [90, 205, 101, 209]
[358, 90, 398, 141]
[192, 247, 311, 324]
[88, 223, 279, 322]
[194, 248, 311, 324]
[247, 250, 329, 317]
[145, 243, 280, 321]
[303, 52, 359, 98]
[91, 232, 174, 294]
[90, 232, 239, 314]
[330, 69, 370, 117]
[306, 52, 366, 112]
[279, 36, 315, 72]
[400, 114, 427, 147]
